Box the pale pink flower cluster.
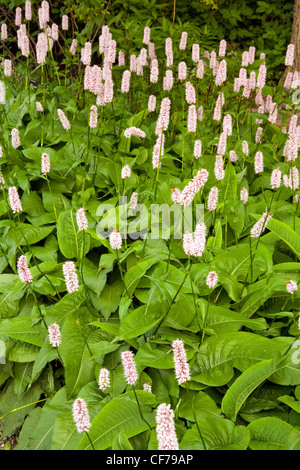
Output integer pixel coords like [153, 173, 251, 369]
[36, 32, 47, 64]
[217, 132, 227, 156]
[250, 212, 272, 238]
[73, 398, 91, 433]
[36, 101, 43, 112]
[57, 109, 71, 131]
[152, 133, 165, 169]
[129, 192, 138, 211]
[121, 350, 138, 385]
[118, 50, 125, 66]
[254, 151, 263, 174]
[62, 15, 69, 31]
[197, 60, 204, 79]
[11, 128, 20, 149]
[192, 44, 199, 63]
[207, 186, 219, 211]
[143, 381, 152, 393]
[179, 32, 188, 50]
[240, 187, 248, 204]
[81, 41, 92, 66]
[41, 153, 50, 175]
[178, 61, 187, 81]
[286, 280, 298, 294]
[155, 97, 171, 136]
[257, 63, 267, 89]
[98, 368, 110, 391]
[9, 186, 22, 213]
[63, 261, 79, 294]
[255, 126, 263, 143]
[285, 44, 295, 67]
[1, 24, 7, 41]
[15, 7, 22, 26]
[172, 339, 190, 384]
[187, 105, 197, 133]
[143, 26, 151, 45]
[219, 39, 227, 57]
[121, 164, 131, 179]
[185, 82, 196, 104]
[173, 169, 209, 207]
[215, 59, 226, 86]
[183, 222, 206, 257]
[214, 155, 224, 181]
[109, 228, 122, 250]
[17, 255, 32, 283]
[70, 39, 78, 56]
[4, 59, 11, 77]
[223, 114, 232, 136]
[124, 127, 146, 139]
[156, 403, 179, 450]
[270, 168, 281, 189]
[148, 95, 156, 112]
[206, 271, 218, 289]
[48, 323, 61, 347]
[194, 140, 202, 159]
[283, 167, 299, 190]
[121, 70, 131, 93]
[89, 105, 98, 128]
[76, 208, 88, 231]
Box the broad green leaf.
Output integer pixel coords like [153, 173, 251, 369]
[247, 417, 293, 450]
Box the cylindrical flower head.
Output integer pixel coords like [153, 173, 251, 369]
[223, 114, 232, 136]
[248, 46, 256, 64]
[284, 71, 293, 90]
[109, 227, 122, 250]
[187, 105, 197, 133]
[124, 127, 146, 139]
[240, 187, 248, 204]
[215, 59, 227, 86]
[41, 152, 50, 175]
[257, 63, 267, 89]
[219, 39, 227, 57]
[185, 81, 196, 104]
[193, 222, 206, 257]
[89, 105, 98, 128]
[48, 323, 61, 347]
[121, 350, 138, 385]
[255, 126, 263, 143]
[62, 15, 69, 31]
[72, 398, 91, 433]
[63, 261, 79, 294]
[242, 140, 249, 156]
[143, 381, 152, 393]
[58, 109, 71, 131]
[206, 271, 218, 289]
[76, 208, 88, 231]
[213, 95, 222, 121]
[148, 95, 156, 112]
[207, 186, 218, 211]
[15, 7, 22, 26]
[98, 368, 110, 391]
[1, 24, 7, 40]
[214, 155, 224, 181]
[121, 164, 131, 179]
[4, 59, 12, 77]
[165, 37, 172, 57]
[25, 1, 32, 21]
[192, 44, 200, 63]
[17, 255, 32, 283]
[197, 60, 204, 79]
[242, 50, 249, 67]
[121, 70, 131, 93]
[143, 26, 151, 45]
[183, 232, 194, 257]
[285, 44, 295, 67]
[178, 61, 187, 81]
[70, 39, 78, 56]
[11, 128, 20, 148]
[129, 192, 138, 211]
[172, 339, 190, 384]
[179, 32, 188, 50]
[250, 212, 272, 238]
[194, 140, 202, 159]
[155, 97, 171, 135]
[286, 280, 298, 294]
[156, 403, 179, 450]
[270, 167, 281, 189]
[9, 186, 22, 213]
[254, 151, 264, 174]
[118, 50, 125, 66]
[217, 132, 227, 156]
[229, 150, 239, 162]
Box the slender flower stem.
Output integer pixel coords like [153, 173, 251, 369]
[132, 384, 152, 431]
[85, 431, 96, 451]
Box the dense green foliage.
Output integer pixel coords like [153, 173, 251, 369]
[0, 0, 300, 452]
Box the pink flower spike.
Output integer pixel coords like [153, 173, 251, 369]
[285, 44, 295, 67]
[172, 339, 190, 384]
[207, 186, 218, 211]
[72, 398, 91, 433]
[148, 95, 156, 112]
[98, 368, 110, 391]
[41, 153, 50, 175]
[8, 186, 22, 214]
[62, 261, 79, 294]
[286, 280, 298, 294]
[76, 208, 88, 231]
[89, 105, 98, 128]
[11, 128, 20, 148]
[179, 32, 188, 50]
[121, 164, 131, 179]
[206, 271, 218, 289]
[240, 187, 248, 204]
[156, 403, 179, 450]
[250, 212, 272, 238]
[57, 109, 71, 131]
[48, 323, 61, 347]
[121, 350, 138, 385]
[109, 227, 122, 250]
[17, 255, 32, 283]
[270, 167, 281, 189]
